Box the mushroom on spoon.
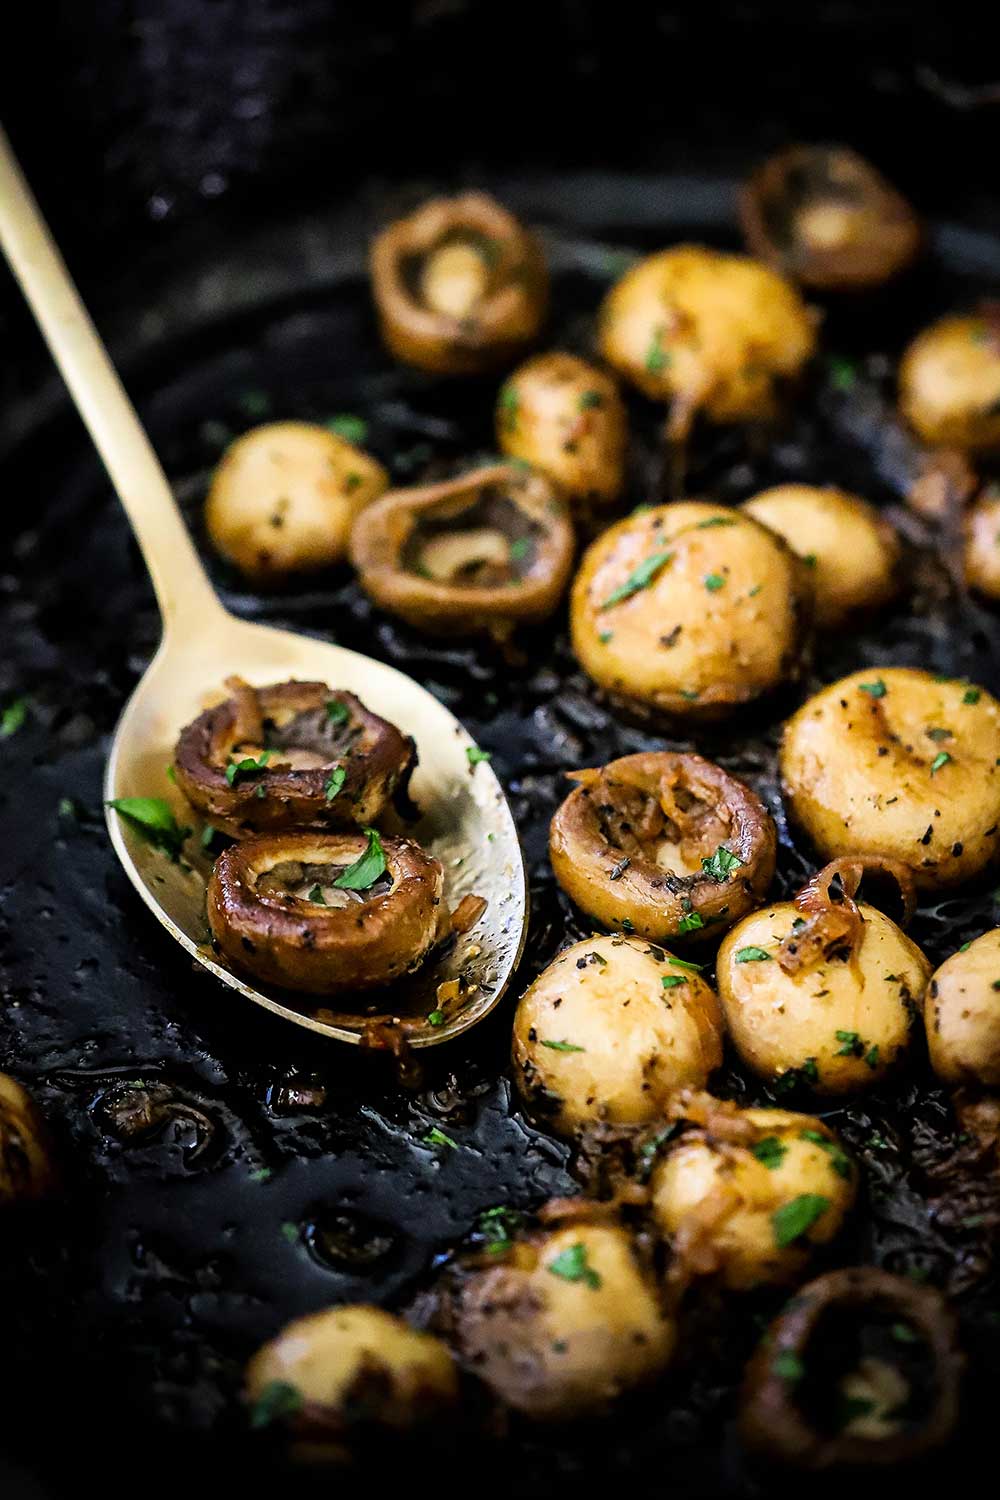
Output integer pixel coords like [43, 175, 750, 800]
[0, 128, 527, 1048]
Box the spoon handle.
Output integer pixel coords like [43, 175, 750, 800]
[0, 126, 224, 637]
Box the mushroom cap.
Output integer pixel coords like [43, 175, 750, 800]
[740, 145, 921, 292]
[780, 667, 1000, 889]
[205, 421, 388, 583]
[597, 245, 816, 427]
[650, 1103, 856, 1289]
[716, 899, 929, 1094]
[963, 486, 1000, 599]
[512, 934, 724, 1136]
[0, 1072, 55, 1206]
[173, 680, 414, 836]
[899, 312, 1000, 452]
[452, 1220, 675, 1420]
[245, 1304, 458, 1435]
[925, 926, 1000, 1087]
[350, 462, 575, 637]
[207, 831, 445, 996]
[369, 192, 548, 375]
[570, 500, 813, 719]
[549, 750, 776, 942]
[742, 484, 900, 627]
[496, 352, 627, 504]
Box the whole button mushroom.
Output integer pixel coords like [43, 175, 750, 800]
[741, 484, 900, 628]
[598, 245, 816, 441]
[350, 462, 574, 640]
[899, 310, 1000, 452]
[451, 1212, 675, 1420]
[495, 352, 628, 507]
[512, 934, 724, 1137]
[925, 928, 1000, 1087]
[570, 501, 813, 719]
[963, 484, 1000, 600]
[740, 145, 921, 292]
[0, 1072, 55, 1205]
[369, 193, 548, 374]
[245, 1304, 458, 1437]
[549, 751, 776, 944]
[647, 1093, 856, 1290]
[205, 421, 388, 584]
[715, 857, 930, 1095]
[780, 667, 1000, 890]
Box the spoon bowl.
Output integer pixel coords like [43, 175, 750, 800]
[1, 128, 528, 1049]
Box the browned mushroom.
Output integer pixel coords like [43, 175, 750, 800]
[496, 352, 628, 507]
[173, 679, 414, 837]
[369, 193, 548, 374]
[741, 146, 921, 292]
[597, 246, 816, 443]
[740, 1267, 961, 1468]
[245, 1304, 459, 1437]
[900, 309, 1000, 452]
[349, 462, 574, 639]
[0, 1072, 55, 1205]
[963, 483, 1000, 599]
[207, 830, 446, 995]
[549, 751, 776, 943]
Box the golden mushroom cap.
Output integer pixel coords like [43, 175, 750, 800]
[742, 484, 900, 627]
[453, 1219, 675, 1420]
[899, 313, 1000, 452]
[570, 500, 813, 719]
[650, 1102, 856, 1289]
[496, 352, 628, 505]
[205, 421, 388, 583]
[716, 899, 930, 1094]
[780, 667, 1000, 889]
[245, 1304, 458, 1434]
[925, 928, 1000, 1087]
[512, 933, 724, 1136]
[963, 486, 1000, 600]
[597, 245, 816, 431]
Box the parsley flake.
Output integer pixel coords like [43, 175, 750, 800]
[859, 679, 887, 699]
[752, 1136, 788, 1169]
[601, 548, 675, 610]
[106, 797, 192, 861]
[702, 845, 742, 882]
[547, 1242, 601, 1289]
[540, 1039, 586, 1053]
[772, 1194, 829, 1248]
[0, 698, 27, 738]
[325, 413, 368, 445]
[736, 946, 772, 962]
[250, 1380, 303, 1429]
[333, 828, 386, 890]
[930, 751, 951, 775]
[324, 766, 346, 801]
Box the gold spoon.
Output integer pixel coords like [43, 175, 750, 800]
[0, 128, 528, 1048]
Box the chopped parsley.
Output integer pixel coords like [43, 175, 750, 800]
[426, 1008, 445, 1027]
[540, 1039, 586, 1053]
[701, 845, 742, 882]
[835, 1029, 863, 1057]
[752, 1136, 788, 1169]
[772, 1193, 830, 1249]
[325, 699, 349, 724]
[773, 1350, 805, 1382]
[735, 946, 772, 963]
[703, 572, 725, 592]
[325, 413, 368, 445]
[509, 537, 531, 562]
[578, 389, 604, 411]
[307, 885, 326, 904]
[864, 1044, 880, 1069]
[477, 1204, 522, 1254]
[662, 975, 688, 990]
[226, 751, 271, 785]
[324, 766, 346, 801]
[859, 679, 887, 699]
[601, 548, 675, 610]
[498, 384, 519, 431]
[800, 1130, 852, 1180]
[250, 1380, 303, 1429]
[423, 1126, 459, 1150]
[0, 698, 27, 738]
[930, 751, 951, 775]
[963, 687, 981, 705]
[678, 910, 705, 934]
[696, 516, 736, 529]
[547, 1242, 601, 1289]
[645, 327, 671, 375]
[668, 956, 704, 973]
[106, 797, 192, 860]
[466, 746, 492, 767]
[333, 828, 386, 890]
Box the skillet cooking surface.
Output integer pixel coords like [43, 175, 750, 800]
[1, 173, 999, 1497]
